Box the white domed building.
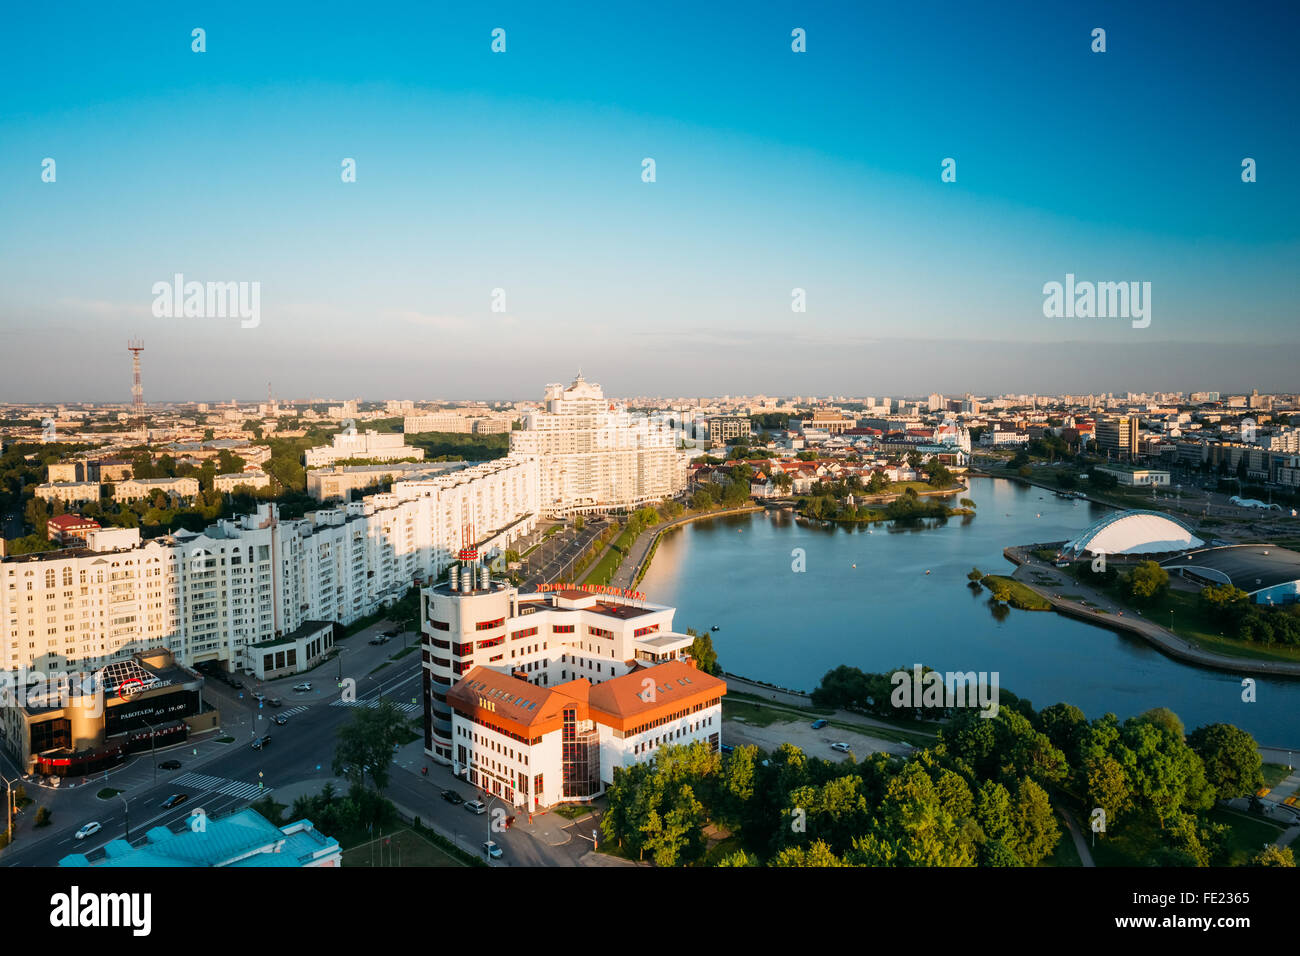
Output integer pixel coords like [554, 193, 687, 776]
[1061, 509, 1203, 559]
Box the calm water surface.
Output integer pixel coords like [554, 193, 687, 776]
[639, 477, 1300, 747]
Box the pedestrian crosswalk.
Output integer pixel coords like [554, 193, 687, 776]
[170, 771, 266, 800]
[275, 705, 308, 718]
[330, 697, 420, 716]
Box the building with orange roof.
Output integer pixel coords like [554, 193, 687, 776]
[446, 658, 725, 809]
[421, 561, 718, 776]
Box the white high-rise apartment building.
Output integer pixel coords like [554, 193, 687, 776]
[0, 458, 539, 676]
[509, 374, 687, 515]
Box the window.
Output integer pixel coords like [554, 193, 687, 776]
[552, 624, 574, 634]
[476, 617, 505, 631]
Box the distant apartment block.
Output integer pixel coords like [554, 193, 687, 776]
[403, 412, 514, 434]
[112, 476, 200, 503]
[508, 374, 688, 516]
[303, 430, 424, 467]
[213, 471, 272, 493]
[1095, 416, 1140, 459]
[306, 461, 468, 502]
[706, 416, 752, 448]
[34, 482, 100, 506]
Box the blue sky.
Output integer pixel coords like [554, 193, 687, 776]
[1, 0, 1296, 401]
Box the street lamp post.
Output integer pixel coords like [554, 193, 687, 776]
[118, 793, 130, 842]
[1, 773, 17, 844]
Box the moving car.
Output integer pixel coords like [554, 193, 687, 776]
[441, 790, 465, 805]
[830, 742, 851, 753]
[251, 734, 272, 750]
[465, 800, 487, 815]
[268, 698, 282, 708]
[159, 759, 182, 771]
[160, 793, 189, 809]
[811, 719, 828, 730]
[272, 714, 288, 726]
[293, 682, 312, 692]
[482, 840, 503, 859]
[74, 821, 102, 840]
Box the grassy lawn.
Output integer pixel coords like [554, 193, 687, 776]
[342, 826, 467, 867]
[981, 574, 1053, 611]
[1207, 807, 1286, 866]
[722, 699, 786, 728]
[1059, 565, 1300, 664]
[368, 661, 392, 675]
[550, 803, 594, 821]
[1261, 763, 1293, 788]
[388, 644, 418, 660]
[96, 788, 122, 799]
[216, 736, 235, 744]
[1090, 809, 1285, 867]
[581, 524, 638, 585]
[725, 690, 834, 714]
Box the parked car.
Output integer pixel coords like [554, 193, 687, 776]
[74, 821, 102, 840]
[811, 719, 828, 730]
[368, 636, 385, 645]
[720, 744, 735, 755]
[227, 678, 244, 690]
[272, 715, 288, 726]
[465, 800, 487, 815]
[160, 793, 189, 810]
[159, 759, 182, 771]
[830, 742, 851, 753]
[482, 840, 503, 859]
[251, 734, 272, 750]
[293, 682, 312, 692]
[441, 790, 465, 805]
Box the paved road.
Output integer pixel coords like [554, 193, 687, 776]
[521, 520, 608, 588]
[0, 621, 424, 866]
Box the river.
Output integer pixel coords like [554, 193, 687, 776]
[638, 477, 1299, 748]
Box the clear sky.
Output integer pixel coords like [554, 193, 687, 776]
[1, 0, 1296, 402]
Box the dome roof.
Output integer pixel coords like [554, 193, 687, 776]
[1063, 509, 1203, 556]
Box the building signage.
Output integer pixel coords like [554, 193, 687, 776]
[538, 583, 646, 602]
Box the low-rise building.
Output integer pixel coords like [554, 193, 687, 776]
[1096, 464, 1170, 487]
[34, 482, 100, 506]
[248, 621, 335, 680]
[59, 808, 340, 868]
[112, 476, 200, 503]
[214, 471, 271, 493]
[45, 514, 101, 546]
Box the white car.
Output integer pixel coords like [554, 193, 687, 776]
[74, 821, 102, 840]
[465, 800, 487, 815]
[293, 682, 312, 692]
[830, 742, 851, 753]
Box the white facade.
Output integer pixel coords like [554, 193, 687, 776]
[1, 459, 540, 676]
[509, 374, 688, 516]
[214, 472, 272, 493]
[422, 578, 694, 766]
[303, 430, 424, 467]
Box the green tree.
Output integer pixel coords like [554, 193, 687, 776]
[1250, 845, 1295, 867]
[332, 698, 410, 793]
[1187, 723, 1264, 801]
[1123, 561, 1169, 604]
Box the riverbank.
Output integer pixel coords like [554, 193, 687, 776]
[602, 504, 765, 590]
[1003, 545, 1300, 678]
